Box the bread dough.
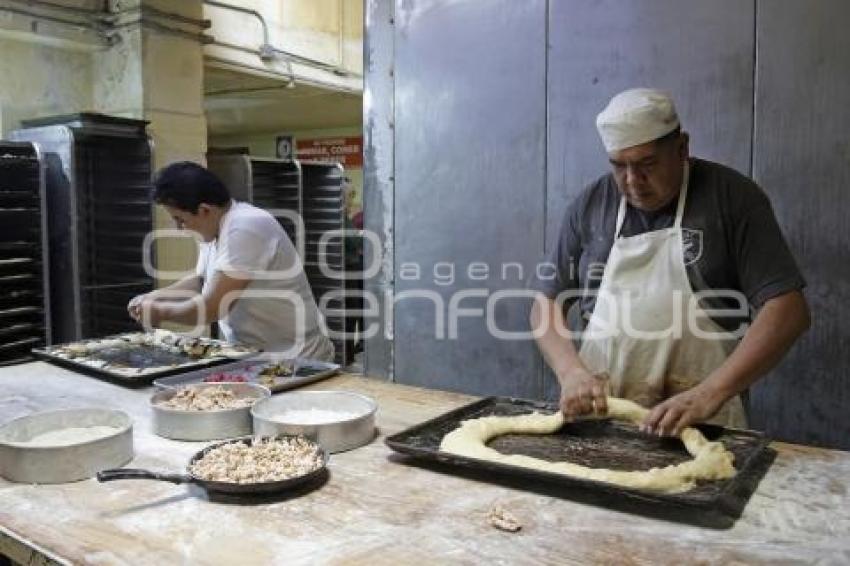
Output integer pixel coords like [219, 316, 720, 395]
[487, 505, 522, 532]
[439, 397, 735, 493]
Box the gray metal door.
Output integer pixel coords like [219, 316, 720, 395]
[749, 0, 850, 449]
[392, 0, 547, 396]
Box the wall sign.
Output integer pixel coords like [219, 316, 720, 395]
[296, 136, 363, 168]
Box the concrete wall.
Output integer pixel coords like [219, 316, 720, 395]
[0, 38, 94, 135]
[204, 0, 362, 92]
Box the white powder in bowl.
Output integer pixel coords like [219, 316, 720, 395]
[11, 425, 122, 447]
[270, 408, 359, 425]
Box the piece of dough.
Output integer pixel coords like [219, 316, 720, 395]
[439, 397, 735, 493]
[487, 505, 522, 532]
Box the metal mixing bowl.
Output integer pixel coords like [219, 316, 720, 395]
[0, 408, 133, 484]
[151, 382, 270, 441]
[251, 391, 377, 453]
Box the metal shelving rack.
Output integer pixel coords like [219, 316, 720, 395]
[0, 142, 51, 364]
[207, 154, 303, 244]
[207, 155, 350, 365]
[301, 161, 348, 366]
[11, 114, 155, 343]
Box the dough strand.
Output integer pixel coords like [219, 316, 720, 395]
[439, 397, 735, 493]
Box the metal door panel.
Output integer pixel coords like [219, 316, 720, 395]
[393, 0, 547, 397]
[749, 0, 850, 449]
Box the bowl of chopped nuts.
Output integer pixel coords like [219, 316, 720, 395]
[98, 434, 328, 496]
[151, 383, 270, 441]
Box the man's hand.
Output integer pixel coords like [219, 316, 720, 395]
[558, 368, 609, 420]
[128, 293, 167, 326]
[641, 383, 726, 437]
[134, 296, 169, 328]
[127, 293, 149, 322]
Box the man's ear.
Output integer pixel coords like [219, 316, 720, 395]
[196, 203, 213, 217]
[679, 132, 690, 160]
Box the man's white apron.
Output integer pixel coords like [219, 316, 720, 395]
[578, 163, 747, 427]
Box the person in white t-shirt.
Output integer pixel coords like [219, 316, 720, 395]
[128, 161, 335, 361]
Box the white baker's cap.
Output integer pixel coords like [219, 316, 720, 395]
[596, 88, 680, 152]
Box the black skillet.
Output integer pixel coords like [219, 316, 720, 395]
[97, 435, 329, 495]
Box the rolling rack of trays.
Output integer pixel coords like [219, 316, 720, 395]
[0, 142, 51, 364]
[11, 113, 155, 343]
[300, 161, 348, 366]
[208, 155, 350, 365]
[207, 154, 303, 244]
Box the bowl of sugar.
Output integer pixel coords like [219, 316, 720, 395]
[251, 391, 377, 453]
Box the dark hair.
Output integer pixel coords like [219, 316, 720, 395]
[153, 161, 230, 213]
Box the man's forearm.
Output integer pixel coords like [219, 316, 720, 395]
[532, 293, 610, 417]
[152, 271, 251, 328]
[155, 297, 209, 327]
[148, 275, 202, 302]
[703, 290, 810, 400]
[530, 294, 586, 382]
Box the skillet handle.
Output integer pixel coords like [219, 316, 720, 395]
[97, 468, 192, 485]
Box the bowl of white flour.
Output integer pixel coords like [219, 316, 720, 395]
[0, 408, 133, 483]
[252, 391, 377, 453]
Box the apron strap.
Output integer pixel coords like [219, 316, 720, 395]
[615, 194, 628, 237]
[673, 160, 690, 229]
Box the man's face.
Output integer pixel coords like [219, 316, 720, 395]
[608, 132, 689, 212]
[163, 204, 217, 242]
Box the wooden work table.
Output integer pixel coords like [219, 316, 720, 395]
[0, 362, 848, 565]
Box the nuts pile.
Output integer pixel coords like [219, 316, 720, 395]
[190, 437, 323, 483]
[159, 386, 255, 411]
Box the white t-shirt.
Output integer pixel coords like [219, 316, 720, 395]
[196, 201, 334, 361]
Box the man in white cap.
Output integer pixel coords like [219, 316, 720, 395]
[530, 88, 810, 436]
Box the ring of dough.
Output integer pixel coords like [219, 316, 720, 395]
[439, 397, 735, 493]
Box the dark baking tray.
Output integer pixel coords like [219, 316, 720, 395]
[32, 336, 255, 387]
[386, 397, 775, 528]
[152, 355, 341, 393]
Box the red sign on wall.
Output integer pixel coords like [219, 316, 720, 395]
[296, 136, 363, 168]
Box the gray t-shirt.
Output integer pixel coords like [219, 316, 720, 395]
[532, 158, 805, 331]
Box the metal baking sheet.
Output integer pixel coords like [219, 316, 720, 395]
[386, 397, 775, 528]
[32, 331, 258, 386]
[152, 355, 341, 393]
